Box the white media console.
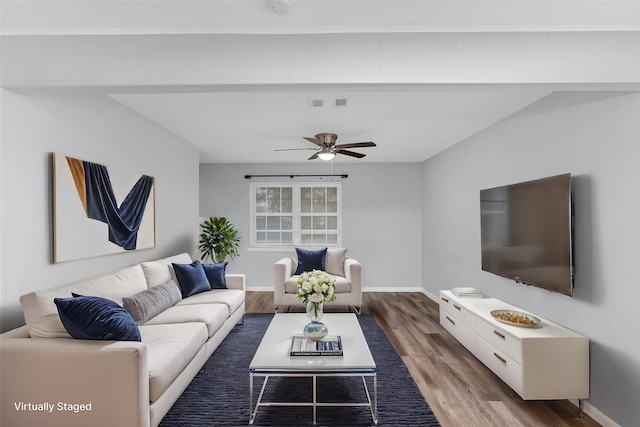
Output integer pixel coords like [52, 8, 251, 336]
[439, 290, 589, 413]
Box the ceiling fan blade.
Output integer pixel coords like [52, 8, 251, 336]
[303, 136, 323, 146]
[308, 152, 319, 160]
[334, 141, 376, 149]
[336, 149, 366, 158]
[274, 148, 318, 152]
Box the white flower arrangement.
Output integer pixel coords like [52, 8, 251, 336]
[296, 270, 337, 305]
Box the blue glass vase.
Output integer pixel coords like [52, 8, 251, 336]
[304, 302, 328, 341]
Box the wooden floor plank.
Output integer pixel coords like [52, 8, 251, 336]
[245, 291, 600, 427]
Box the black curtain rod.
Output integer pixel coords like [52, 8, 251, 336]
[244, 174, 348, 179]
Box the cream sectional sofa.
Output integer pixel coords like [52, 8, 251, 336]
[0, 253, 245, 427]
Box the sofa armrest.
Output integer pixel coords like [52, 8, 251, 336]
[225, 273, 246, 292]
[274, 257, 295, 300]
[0, 331, 150, 427]
[344, 258, 363, 305]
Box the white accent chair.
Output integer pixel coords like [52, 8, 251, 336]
[274, 248, 362, 313]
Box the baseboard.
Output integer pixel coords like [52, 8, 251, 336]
[247, 286, 440, 302]
[362, 286, 423, 293]
[246, 286, 274, 292]
[246, 286, 431, 293]
[421, 289, 438, 302]
[569, 399, 620, 427]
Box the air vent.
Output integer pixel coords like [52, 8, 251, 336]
[309, 97, 349, 108]
[334, 98, 348, 107]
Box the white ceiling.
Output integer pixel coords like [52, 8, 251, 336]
[4, 0, 639, 163]
[110, 86, 552, 163]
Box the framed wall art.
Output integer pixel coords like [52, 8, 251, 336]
[53, 153, 156, 263]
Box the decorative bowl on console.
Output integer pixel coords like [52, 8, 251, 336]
[491, 310, 541, 327]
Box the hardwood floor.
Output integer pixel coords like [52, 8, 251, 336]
[246, 291, 601, 427]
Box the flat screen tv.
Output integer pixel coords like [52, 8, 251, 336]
[480, 173, 574, 296]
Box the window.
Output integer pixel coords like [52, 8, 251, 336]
[250, 182, 342, 248]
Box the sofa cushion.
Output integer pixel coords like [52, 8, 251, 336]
[54, 295, 141, 341]
[325, 248, 347, 277]
[21, 264, 148, 338]
[140, 323, 208, 402]
[285, 274, 351, 294]
[173, 261, 211, 298]
[143, 303, 229, 337]
[176, 289, 245, 316]
[202, 262, 227, 289]
[140, 253, 192, 288]
[122, 280, 182, 325]
[294, 247, 327, 275]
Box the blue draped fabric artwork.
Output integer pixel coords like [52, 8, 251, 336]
[66, 156, 154, 251]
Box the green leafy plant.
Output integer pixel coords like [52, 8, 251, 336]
[198, 217, 241, 263]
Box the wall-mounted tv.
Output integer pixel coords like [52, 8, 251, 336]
[480, 173, 574, 296]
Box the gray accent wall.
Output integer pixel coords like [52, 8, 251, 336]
[199, 162, 422, 290]
[0, 90, 200, 332]
[421, 91, 640, 426]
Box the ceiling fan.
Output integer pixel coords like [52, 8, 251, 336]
[275, 133, 377, 161]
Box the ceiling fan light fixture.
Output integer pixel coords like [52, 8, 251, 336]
[318, 151, 336, 161]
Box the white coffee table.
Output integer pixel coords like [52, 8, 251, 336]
[249, 313, 377, 425]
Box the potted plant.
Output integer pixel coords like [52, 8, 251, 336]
[198, 217, 241, 263]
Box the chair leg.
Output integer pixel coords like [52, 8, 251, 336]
[352, 306, 361, 315]
[274, 306, 293, 313]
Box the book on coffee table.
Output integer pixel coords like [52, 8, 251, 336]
[290, 335, 343, 356]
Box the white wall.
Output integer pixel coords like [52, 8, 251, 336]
[0, 90, 200, 332]
[199, 162, 422, 291]
[421, 91, 640, 426]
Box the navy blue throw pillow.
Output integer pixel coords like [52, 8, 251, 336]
[54, 295, 141, 341]
[294, 247, 327, 275]
[172, 260, 211, 297]
[202, 262, 228, 289]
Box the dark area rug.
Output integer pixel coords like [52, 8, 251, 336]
[159, 314, 440, 426]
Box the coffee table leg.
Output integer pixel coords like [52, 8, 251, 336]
[362, 374, 378, 425]
[250, 374, 272, 424]
[249, 372, 256, 424]
[249, 372, 254, 424]
[312, 375, 317, 424]
[374, 373, 378, 425]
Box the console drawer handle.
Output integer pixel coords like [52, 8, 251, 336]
[453, 304, 461, 311]
[446, 316, 456, 326]
[493, 353, 507, 364]
[494, 330, 506, 340]
[441, 297, 449, 303]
